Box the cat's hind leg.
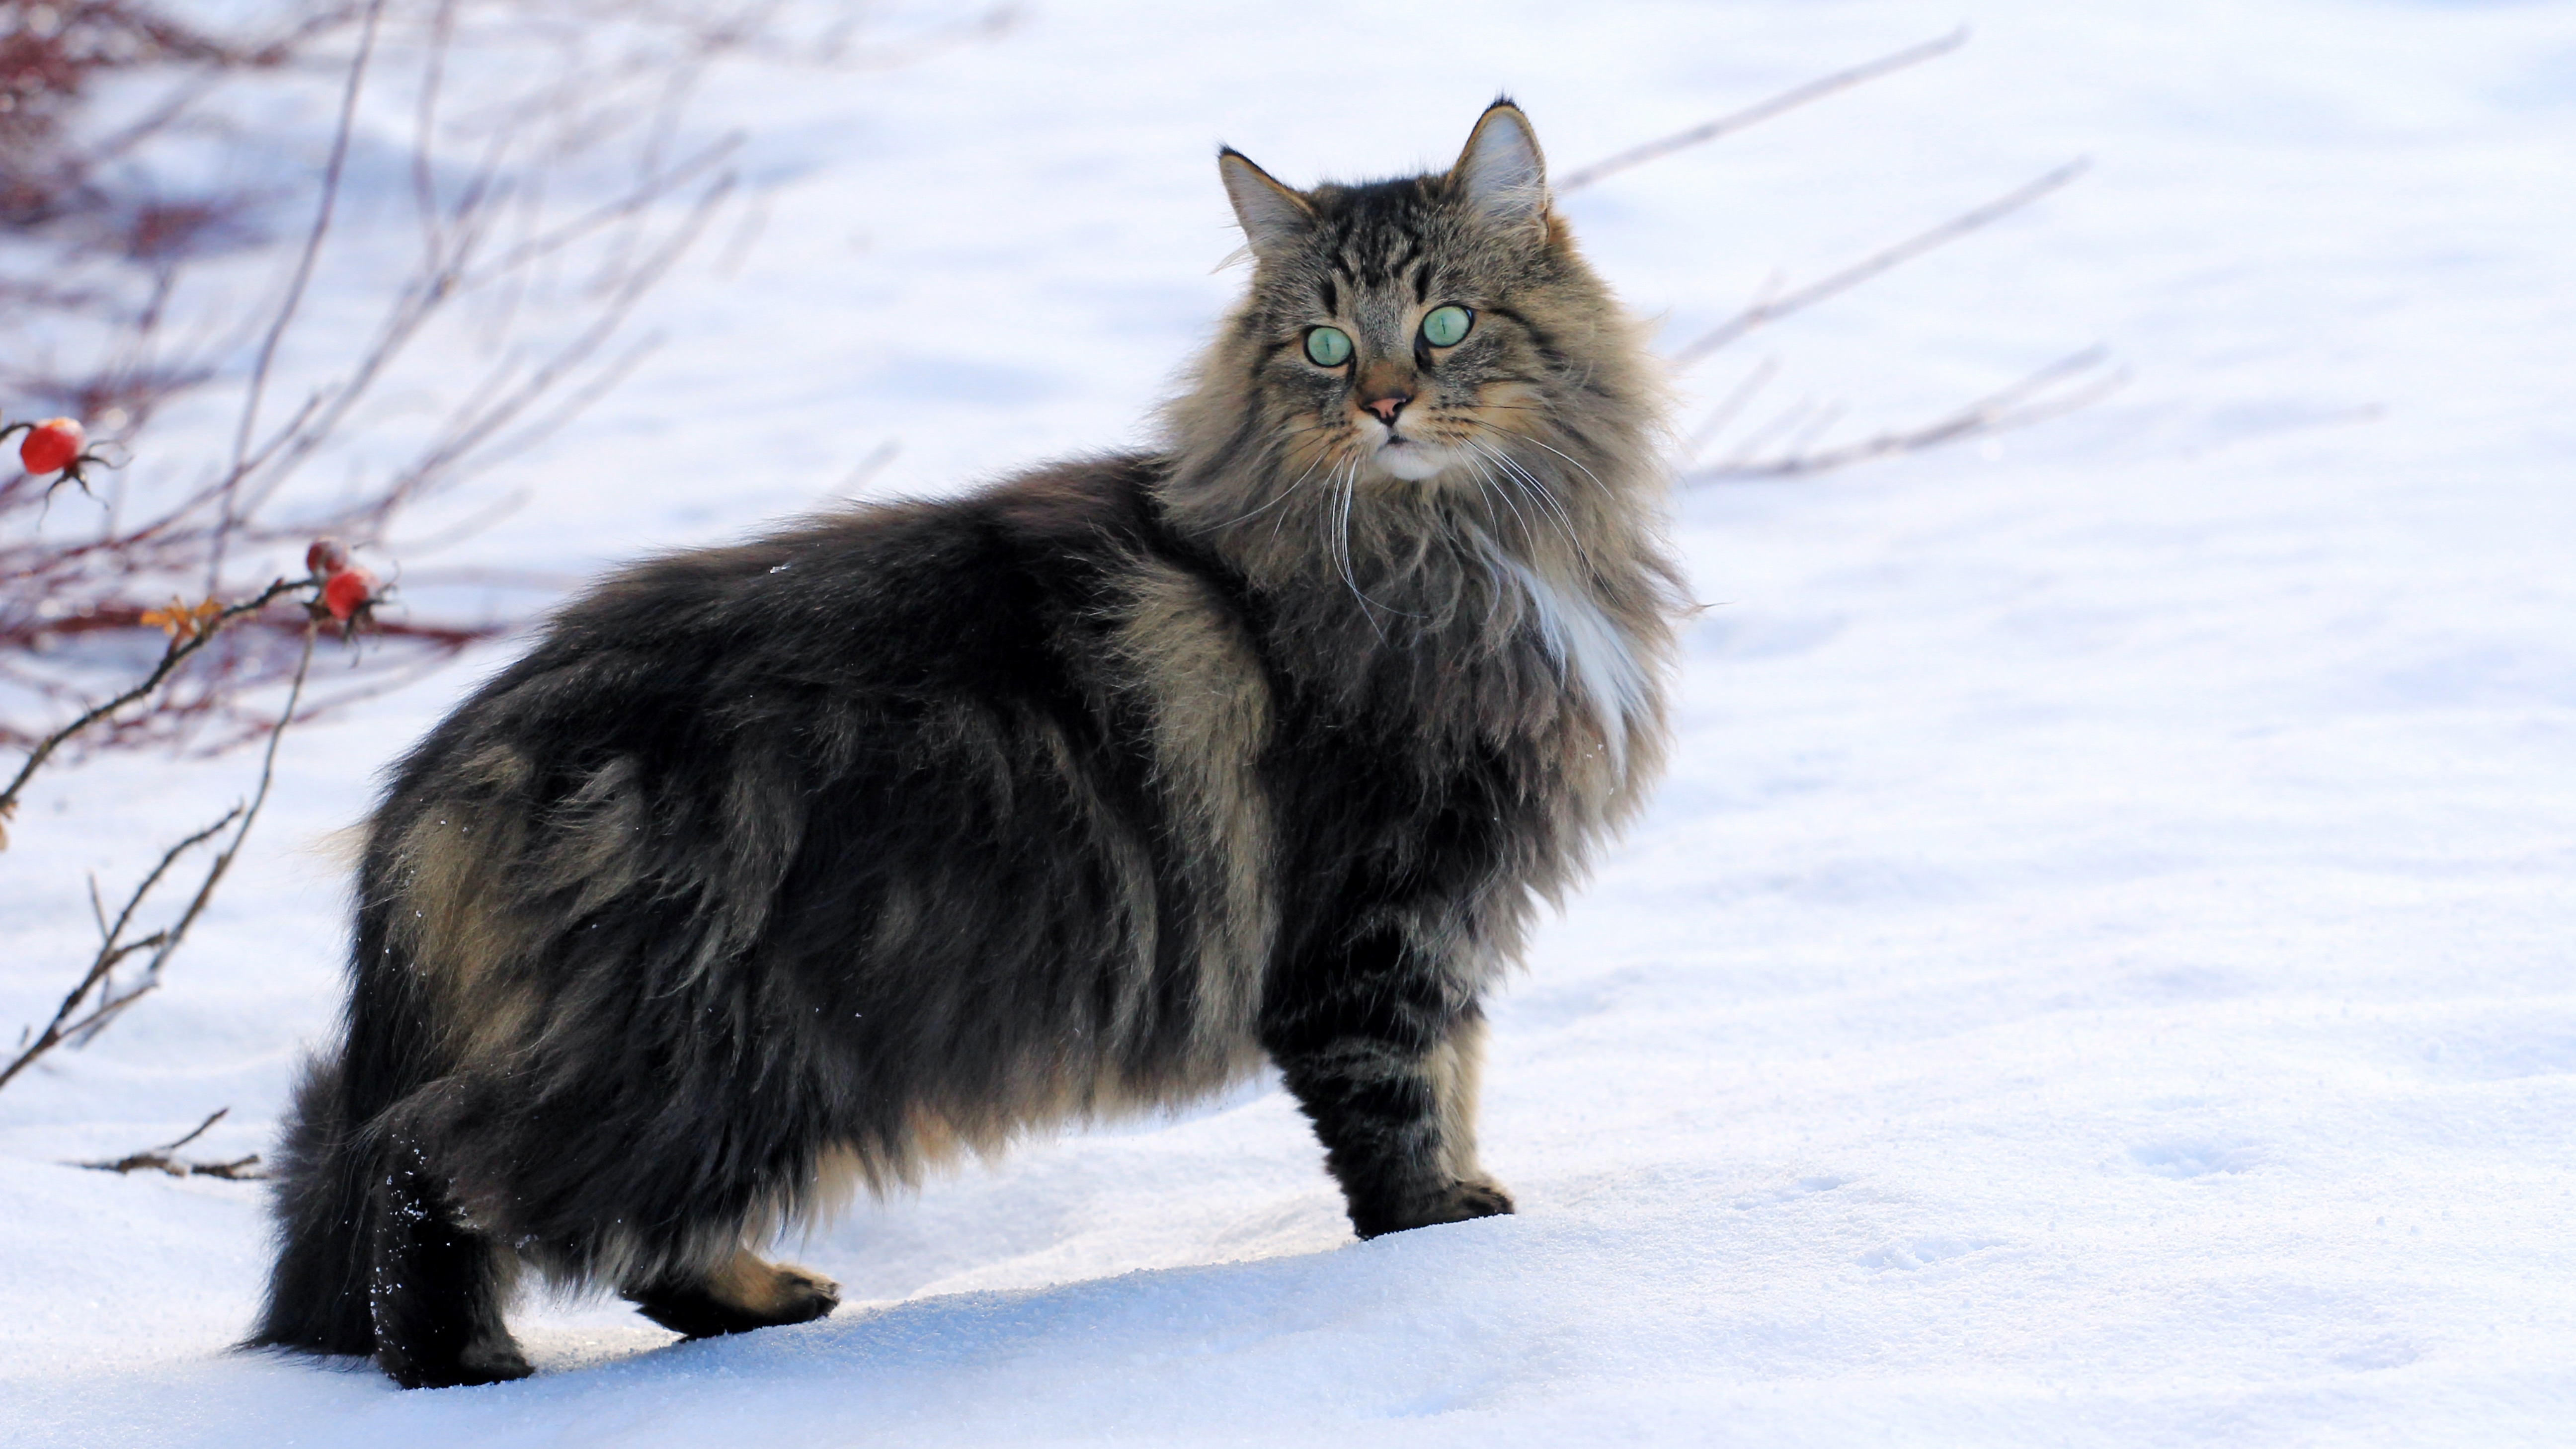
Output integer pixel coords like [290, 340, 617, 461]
[367, 1132, 531, 1389]
[624, 1246, 841, 1339]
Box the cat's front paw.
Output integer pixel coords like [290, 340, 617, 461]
[1354, 1178, 1516, 1238]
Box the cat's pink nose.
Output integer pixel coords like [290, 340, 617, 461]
[1363, 393, 1410, 424]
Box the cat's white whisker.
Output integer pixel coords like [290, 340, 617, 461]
[1463, 441, 1538, 545]
[1466, 434, 1593, 573]
[1211, 437, 1333, 531]
[1496, 425, 1615, 501]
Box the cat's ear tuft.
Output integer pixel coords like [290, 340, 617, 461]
[1451, 99, 1549, 233]
[1218, 149, 1314, 263]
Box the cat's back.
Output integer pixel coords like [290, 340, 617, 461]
[354, 448, 1257, 1068]
[405, 453, 1180, 788]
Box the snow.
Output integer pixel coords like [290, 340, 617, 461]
[6, 0, 2574, 1443]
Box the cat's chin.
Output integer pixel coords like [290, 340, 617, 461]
[1369, 440, 1460, 483]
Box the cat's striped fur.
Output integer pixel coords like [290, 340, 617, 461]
[250, 100, 1683, 1388]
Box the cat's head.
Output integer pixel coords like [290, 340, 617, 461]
[1161, 100, 1665, 587]
[1172, 99, 1658, 516]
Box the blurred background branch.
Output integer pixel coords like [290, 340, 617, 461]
[0, 0, 1009, 1088]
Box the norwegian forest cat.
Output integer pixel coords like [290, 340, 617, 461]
[251, 100, 1683, 1388]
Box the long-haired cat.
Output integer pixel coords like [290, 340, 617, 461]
[250, 100, 1683, 1388]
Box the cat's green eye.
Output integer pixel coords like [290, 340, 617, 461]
[1304, 326, 1353, 367]
[1421, 305, 1473, 348]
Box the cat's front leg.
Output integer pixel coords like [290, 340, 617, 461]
[1264, 944, 1513, 1239]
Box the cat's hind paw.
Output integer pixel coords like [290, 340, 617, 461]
[1355, 1177, 1516, 1238]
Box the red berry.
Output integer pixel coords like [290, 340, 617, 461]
[306, 537, 351, 576]
[322, 567, 377, 623]
[19, 417, 83, 476]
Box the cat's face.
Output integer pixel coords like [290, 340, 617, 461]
[1218, 103, 1585, 490]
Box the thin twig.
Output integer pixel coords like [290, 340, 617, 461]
[156, 1106, 231, 1155]
[138, 621, 319, 984]
[413, 0, 461, 267]
[1690, 347, 2124, 483]
[1684, 356, 1782, 457]
[80, 1107, 267, 1178]
[0, 577, 303, 827]
[0, 810, 235, 1092]
[448, 132, 744, 292]
[5, 5, 790, 761]
[1669, 159, 2091, 370]
[1556, 28, 1970, 194]
[5, 3, 941, 1099]
[835, 439, 901, 498]
[0, 619, 318, 1092]
[217, 0, 390, 587]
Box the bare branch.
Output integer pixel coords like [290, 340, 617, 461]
[1683, 356, 1782, 456]
[1690, 347, 2125, 483]
[0, 617, 317, 1092]
[138, 621, 319, 984]
[148, 1107, 229, 1157]
[2, 3, 840, 761]
[3, 1, 976, 1098]
[219, 0, 390, 584]
[0, 807, 237, 1092]
[835, 439, 902, 499]
[0, 578, 304, 826]
[80, 1107, 268, 1178]
[1557, 28, 1970, 194]
[1669, 159, 2091, 370]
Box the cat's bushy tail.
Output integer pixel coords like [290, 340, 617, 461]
[245, 1046, 380, 1355]
[246, 895, 427, 1357]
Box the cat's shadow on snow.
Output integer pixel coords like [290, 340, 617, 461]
[480, 1212, 1526, 1393]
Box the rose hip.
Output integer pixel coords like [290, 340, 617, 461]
[322, 567, 377, 624]
[18, 417, 82, 476]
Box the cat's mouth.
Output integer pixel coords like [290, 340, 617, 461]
[1367, 430, 1458, 483]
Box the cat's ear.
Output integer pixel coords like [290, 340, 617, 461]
[1451, 99, 1549, 233]
[1218, 148, 1314, 263]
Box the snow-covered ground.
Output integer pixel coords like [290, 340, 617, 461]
[6, 0, 2574, 1443]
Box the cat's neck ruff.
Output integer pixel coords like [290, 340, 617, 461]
[1157, 435, 1663, 777]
